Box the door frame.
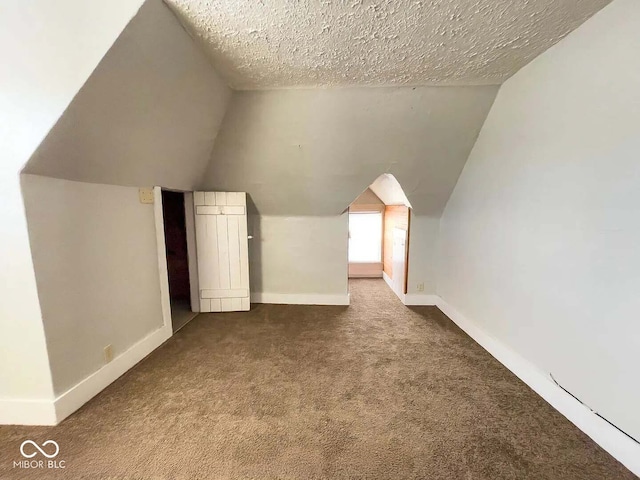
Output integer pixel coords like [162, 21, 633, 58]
[183, 191, 200, 312]
[404, 207, 411, 295]
[153, 186, 200, 336]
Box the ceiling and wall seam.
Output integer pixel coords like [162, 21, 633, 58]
[200, 85, 499, 216]
[15, 1, 147, 176]
[22, 0, 232, 192]
[165, 0, 611, 90]
[161, 0, 235, 91]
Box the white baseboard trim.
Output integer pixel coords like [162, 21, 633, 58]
[252, 292, 350, 306]
[0, 398, 57, 426]
[382, 271, 404, 303]
[7, 291, 636, 476]
[54, 325, 171, 423]
[2, 325, 173, 426]
[382, 271, 437, 306]
[403, 294, 438, 306]
[436, 297, 640, 477]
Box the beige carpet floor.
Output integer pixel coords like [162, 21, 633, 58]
[0, 279, 634, 479]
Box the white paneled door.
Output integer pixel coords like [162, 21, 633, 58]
[193, 191, 250, 312]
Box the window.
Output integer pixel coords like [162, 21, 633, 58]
[348, 212, 383, 263]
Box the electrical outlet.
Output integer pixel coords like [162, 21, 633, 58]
[417, 283, 425, 292]
[104, 345, 114, 363]
[138, 187, 154, 204]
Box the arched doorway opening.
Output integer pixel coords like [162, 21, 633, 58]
[347, 174, 412, 301]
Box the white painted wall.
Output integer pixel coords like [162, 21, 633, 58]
[245, 213, 437, 298]
[0, 0, 144, 407]
[407, 215, 440, 295]
[438, 0, 640, 442]
[11, 0, 231, 407]
[249, 215, 349, 298]
[204, 86, 496, 297]
[23, 0, 231, 191]
[1, 0, 229, 420]
[204, 86, 497, 216]
[21, 175, 165, 396]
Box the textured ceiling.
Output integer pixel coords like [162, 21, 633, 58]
[165, 0, 610, 89]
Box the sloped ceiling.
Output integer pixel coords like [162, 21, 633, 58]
[23, 0, 231, 191]
[201, 85, 498, 216]
[165, 0, 610, 89]
[369, 174, 412, 207]
[351, 187, 384, 207]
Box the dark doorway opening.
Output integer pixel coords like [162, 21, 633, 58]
[161, 190, 196, 332]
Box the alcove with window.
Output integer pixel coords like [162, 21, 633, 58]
[347, 174, 412, 300]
